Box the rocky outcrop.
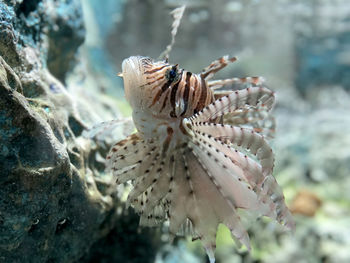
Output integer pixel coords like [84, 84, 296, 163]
[0, 1, 161, 262]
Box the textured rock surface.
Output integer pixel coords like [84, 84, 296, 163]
[2, 0, 85, 82]
[0, 1, 161, 262]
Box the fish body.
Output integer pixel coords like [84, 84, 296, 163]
[107, 55, 295, 262]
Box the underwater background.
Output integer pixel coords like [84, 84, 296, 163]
[0, 0, 350, 262]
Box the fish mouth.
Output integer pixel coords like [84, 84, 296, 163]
[121, 56, 148, 103]
[121, 56, 145, 82]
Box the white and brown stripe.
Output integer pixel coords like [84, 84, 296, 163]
[142, 59, 214, 118]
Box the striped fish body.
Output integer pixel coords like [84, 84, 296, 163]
[108, 55, 295, 263]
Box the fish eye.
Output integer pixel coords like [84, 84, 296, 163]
[169, 68, 177, 78]
[166, 65, 178, 82]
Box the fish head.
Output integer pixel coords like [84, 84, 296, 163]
[121, 56, 181, 110]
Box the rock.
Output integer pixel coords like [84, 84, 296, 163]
[0, 1, 161, 262]
[290, 190, 322, 217]
[0, 56, 68, 261]
[0, 45, 114, 263]
[0, 2, 21, 67]
[45, 0, 85, 83]
[2, 0, 85, 82]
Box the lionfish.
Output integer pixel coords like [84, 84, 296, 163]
[100, 6, 294, 262]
